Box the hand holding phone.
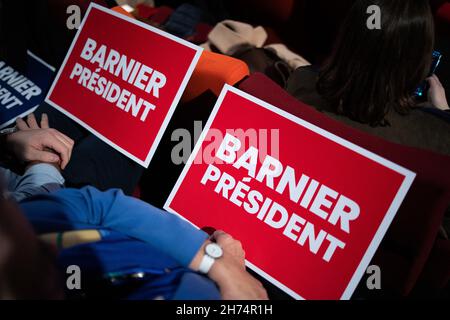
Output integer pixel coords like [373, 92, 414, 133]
[427, 74, 449, 111]
[415, 50, 442, 100]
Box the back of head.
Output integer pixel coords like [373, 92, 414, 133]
[317, 0, 435, 126]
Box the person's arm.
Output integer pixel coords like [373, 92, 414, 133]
[20, 187, 268, 300]
[0, 113, 71, 201]
[0, 127, 19, 169]
[7, 163, 65, 202]
[7, 113, 74, 170]
[19, 186, 208, 267]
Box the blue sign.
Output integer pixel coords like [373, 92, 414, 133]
[0, 51, 55, 128]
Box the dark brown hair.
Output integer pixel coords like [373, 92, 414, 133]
[317, 0, 435, 126]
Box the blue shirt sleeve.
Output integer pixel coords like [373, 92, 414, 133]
[1, 164, 64, 202]
[19, 186, 208, 267]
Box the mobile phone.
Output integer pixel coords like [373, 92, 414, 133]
[414, 50, 442, 99]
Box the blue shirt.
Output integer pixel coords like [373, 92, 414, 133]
[56, 234, 220, 300]
[19, 187, 220, 299]
[20, 186, 208, 267]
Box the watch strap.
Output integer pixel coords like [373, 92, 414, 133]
[198, 254, 215, 274]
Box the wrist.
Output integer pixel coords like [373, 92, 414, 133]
[0, 133, 8, 156]
[0, 131, 12, 154]
[0, 129, 19, 167]
[435, 99, 449, 110]
[189, 240, 211, 271]
[208, 258, 229, 284]
[190, 240, 228, 281]
[26, 161, 61, 172]
[1, 127, 18, 145]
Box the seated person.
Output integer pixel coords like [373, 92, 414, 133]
[286, 0, 450, 156]
[1, 104, 143, 200]
[0, 114, 266, 300]
[33, 104, 145, 196]
[0, 113, 73, 201]
[0, 183, 268, 300]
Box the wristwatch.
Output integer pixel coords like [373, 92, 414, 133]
[0, 126, 20, 170]
[198, 243, 223, 274]
[0, 127, 18, 154]
[0, 127, 18, 135]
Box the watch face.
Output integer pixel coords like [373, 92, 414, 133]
[206, 243, 223, 259]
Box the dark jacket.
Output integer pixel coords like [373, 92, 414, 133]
[286, 66, 450, 157]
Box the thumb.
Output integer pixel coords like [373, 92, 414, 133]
[27, 149, 60, 163]
[427, 76, 439, 87]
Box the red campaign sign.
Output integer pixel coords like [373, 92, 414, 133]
[164, 85, 416, 300]
[46, 3, 202, 167]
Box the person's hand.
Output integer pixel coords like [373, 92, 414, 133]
[206, 231, 268, 300]
[427, 74, 449, 111]
[6, 114, 74, 169]
[212, 230, 245, 267]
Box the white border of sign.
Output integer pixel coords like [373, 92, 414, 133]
[164, 84, 416, 300]
[45, 3, 203, 168]
[0, 51, 55, 129]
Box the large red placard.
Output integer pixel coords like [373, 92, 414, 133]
[165, 85, 415, 300]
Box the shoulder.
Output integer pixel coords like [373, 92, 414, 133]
[286, 65, 319, 92]
[286, 65, 327, 109]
